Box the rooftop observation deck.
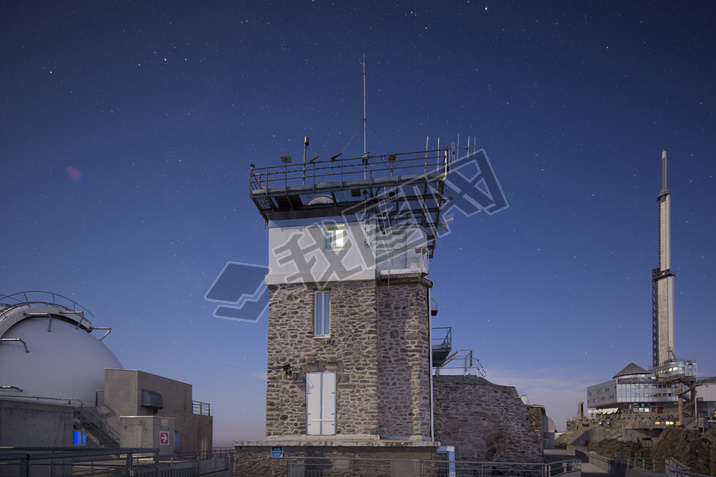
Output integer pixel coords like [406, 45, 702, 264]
[249, 147, 463, 257]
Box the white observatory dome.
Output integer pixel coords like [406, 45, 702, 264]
[0, 293, 122, 404]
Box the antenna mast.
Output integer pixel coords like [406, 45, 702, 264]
[363, 53, 367, 156]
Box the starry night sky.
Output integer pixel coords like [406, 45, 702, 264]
[2, 1, 715, 443]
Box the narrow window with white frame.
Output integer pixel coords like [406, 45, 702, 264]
[314, 290, 330, 337]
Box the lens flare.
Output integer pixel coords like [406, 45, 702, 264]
[66, 166, 84, 183]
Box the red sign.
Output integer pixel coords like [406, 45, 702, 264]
[159, 431, 170, 446]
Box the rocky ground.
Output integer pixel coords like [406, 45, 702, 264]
[585, 427, 716, 476]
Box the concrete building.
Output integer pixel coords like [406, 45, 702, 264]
[235, 145, 542, 474]
[0, 291, 212, 454]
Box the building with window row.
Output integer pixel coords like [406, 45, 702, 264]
[587, 362, 696, 414]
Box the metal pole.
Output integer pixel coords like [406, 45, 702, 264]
[154, 449, 160, 477]
[363, 54, 368, 181]
[678, 382, 683, 425]
[20, 455, 29, 477]
[126, 450, 134, 476]
[428, 288, 435, 442]
[363, 54, 367, 156]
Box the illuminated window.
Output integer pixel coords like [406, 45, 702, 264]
[73, 430, 87, 446]
[324, 225, 345, 250]
[314, 291, 330, 337]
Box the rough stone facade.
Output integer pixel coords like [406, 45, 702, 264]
[264, 276, 431, 440]
[433, 375, 543, 462]
[526, 404, 546, 446]
[376, 279, 431, 439]
[266, 280, 379, 437]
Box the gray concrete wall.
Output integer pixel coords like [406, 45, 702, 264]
[105, 369, 212, 453]
[433, 375, 543, 462]
[120, 415, 175, 456]
[105, 369, 192, 417]
[0, 400, 76, 447]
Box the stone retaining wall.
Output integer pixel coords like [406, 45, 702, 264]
[434, 375, 543, 462]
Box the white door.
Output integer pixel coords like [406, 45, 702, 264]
[306, 371, 336, 435]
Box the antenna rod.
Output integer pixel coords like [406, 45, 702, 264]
[363, 53, 367, 156]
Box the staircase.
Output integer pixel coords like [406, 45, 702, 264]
[76, 404, 120, 447]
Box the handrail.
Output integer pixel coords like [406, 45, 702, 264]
[435, 349, 487, 377]
[0, 395, 88, 405]
[0, 291, 96, 324]
[192, 400, 211, 416]
[0, 447, 161, 476]
[90, 326, 112, 341]
[249, 147, 454, 193]
[0, 338, 29, 353]
[79, 402, 120, 446]
[431, 326, 452, 348]
[281, 455, 580, 476]
[577, 446, 710, 477]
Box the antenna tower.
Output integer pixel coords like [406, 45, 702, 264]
[363, 53, 367, 156]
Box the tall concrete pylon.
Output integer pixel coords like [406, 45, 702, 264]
[654, 149, 676, 367]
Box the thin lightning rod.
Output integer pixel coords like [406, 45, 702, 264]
[363, 53, 367, 156]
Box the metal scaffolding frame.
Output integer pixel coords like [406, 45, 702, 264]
[249, 147, 458, 257]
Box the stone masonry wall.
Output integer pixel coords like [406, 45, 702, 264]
[376, 278, 432, 439]
[265, 281, 380, 436]
[526, 404, 546, 445]
[434, 375, 543, 462]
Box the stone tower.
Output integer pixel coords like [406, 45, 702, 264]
[249, 148, 451, 443]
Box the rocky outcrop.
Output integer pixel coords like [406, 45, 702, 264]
[652, 427, 716, 476]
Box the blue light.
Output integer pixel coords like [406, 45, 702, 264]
[73, 430, 87, 446]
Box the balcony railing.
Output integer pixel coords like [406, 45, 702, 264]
[193, 400, 211, 416]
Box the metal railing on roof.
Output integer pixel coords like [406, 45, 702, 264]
[433, 349, 487, 377]
[249, 147, 451, 193]
[249, 147, 462, 258]
[0, 290, 96, 325]
[432, 327, 452, 349]
[192, 400, 211, 416]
